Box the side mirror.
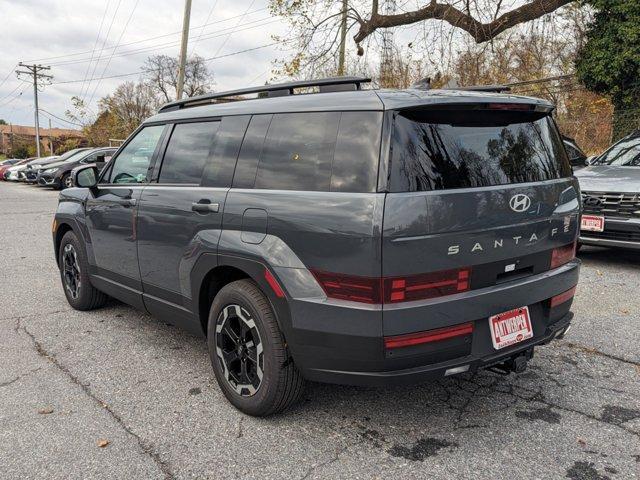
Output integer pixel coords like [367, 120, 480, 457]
[73, 165, 99, 188]
[96, 154, 106, 162]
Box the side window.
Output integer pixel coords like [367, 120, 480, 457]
[202, 115, 250, 188]
[232, 114, 272, 188]
[159, 122, 219, 184]
[105, 125, 164, 184]
[331, 112, 381, 192]
[254, 112, 339, 191]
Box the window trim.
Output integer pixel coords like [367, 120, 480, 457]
[152, 119, 221, 187]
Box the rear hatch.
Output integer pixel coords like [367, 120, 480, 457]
[382, 103, 579, 334]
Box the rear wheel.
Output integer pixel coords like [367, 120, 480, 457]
[59, 231, 108, 310]
[207, 279, 304, 416]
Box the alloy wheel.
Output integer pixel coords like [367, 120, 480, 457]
[62, 244, 81, 299]
[64, 175, 73, 188]
[215, 304, 264, 396]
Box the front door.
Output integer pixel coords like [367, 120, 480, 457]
[84, 125, 166, 308]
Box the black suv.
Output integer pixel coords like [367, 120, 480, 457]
[53, 77, 580, 416]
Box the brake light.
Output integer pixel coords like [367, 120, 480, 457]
[486, 103, 533, 111]
[384, 322, 474, 349]
[311, 267, 471, 305]
[383, 268, 471, 303]
[310, 270, 381, 304]
[550, 242, 576, 269]
[550, 286, 577, 308]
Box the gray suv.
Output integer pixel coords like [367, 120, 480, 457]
[53, 77, 581, 416]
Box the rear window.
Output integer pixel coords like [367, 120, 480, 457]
[389, 109, 571, 192]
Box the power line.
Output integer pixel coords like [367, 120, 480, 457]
[0, 85, 28, 109]
[24, 7, 268, 64]
[79, 0, 112, 100]
[51, 40, 289, 86]
[0, 64, 18, 90]
[83, 0, 123, 102]
[190, 0, 220, 54]
[47, 16, 278, 68]
[39, 108, 83, 128]
[87, 0, 140, 106]
[212, 0, 258, 59]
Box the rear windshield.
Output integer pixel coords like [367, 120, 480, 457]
[389, 108, 571, 192]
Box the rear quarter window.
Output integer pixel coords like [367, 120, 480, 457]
[389, 109, 571, 192]
[233, 111, 381, 193]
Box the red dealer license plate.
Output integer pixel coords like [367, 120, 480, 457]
[581, 215, 605, 232]
[489, 306, 533, 350]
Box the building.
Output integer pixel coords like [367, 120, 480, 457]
[0, 124, 85, 156]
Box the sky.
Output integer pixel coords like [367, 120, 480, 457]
[0, 0, 292, 129]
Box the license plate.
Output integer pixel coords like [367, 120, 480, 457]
[489, 306, 533, 350]
[581, 215, 604, 232]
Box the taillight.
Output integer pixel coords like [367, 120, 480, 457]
[383, 268, 471, 303]
[551, 242, 576, 269]
[311, 267, 471, 305]
[550, 286, 577, 308]
[384, 322, 474, 349]
[310, 270, 382, 304]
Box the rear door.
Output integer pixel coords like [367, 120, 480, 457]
[136, 116, 249, 331]
[381, 106, 580, 334]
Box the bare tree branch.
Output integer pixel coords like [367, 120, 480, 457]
[353, 0, 575, 45]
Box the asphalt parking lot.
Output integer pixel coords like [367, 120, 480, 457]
[0, 182, 638, 480]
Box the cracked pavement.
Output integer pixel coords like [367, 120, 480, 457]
[1, 182, 639, 479]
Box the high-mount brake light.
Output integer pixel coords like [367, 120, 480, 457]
[550, 242, 576, 269]
[311, 267, 472, 305]
[384, 322, 474, 349]
[486, 103, 534, 111]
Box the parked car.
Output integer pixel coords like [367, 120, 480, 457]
[53, 77, 580, 416]
[19, 155, 59, 182]
[0, 159, 23, 179]
[562, 136, 588, 170]
[37, 147, 116, 189]
[23, 148, 90, 183]
[575, 130, 640, 249]
[3, 158, 35, 181]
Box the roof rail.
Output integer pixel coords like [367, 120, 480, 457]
[158, 76, 372, 112]
[445, 84, 511, 93]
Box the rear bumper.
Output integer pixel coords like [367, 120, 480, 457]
[287, 260, 580, 386]
[580, 217, 640, 250]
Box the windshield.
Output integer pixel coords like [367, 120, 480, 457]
[594, 132, 640, 166]
[58, 148, 88, 160]
[58, 150, 94, 164]
[389, 109, 571, 192]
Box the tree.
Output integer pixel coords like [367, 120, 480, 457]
[142, 54, 214, 103]
[0, 119, 7, 125]
[576, 0, 640, 140]
[270, 0, 578, 76]
[66, 81, 160, 145]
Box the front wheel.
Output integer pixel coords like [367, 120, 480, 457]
[60, 173, 73, 190]
[58, 231, 108, 310]
[207, 279, 304, 416]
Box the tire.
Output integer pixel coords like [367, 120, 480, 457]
[207, 279, 305, 416]
[59, 173, 73, 190]
[58, 230, 108, 310]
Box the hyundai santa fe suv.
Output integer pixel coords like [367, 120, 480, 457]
[52, 77, 581, 416]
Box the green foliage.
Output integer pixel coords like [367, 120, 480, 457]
[576, 0, 640, 139]
[0, 119, 7, 125]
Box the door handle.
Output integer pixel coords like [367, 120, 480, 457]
[192, 202, 219, 213]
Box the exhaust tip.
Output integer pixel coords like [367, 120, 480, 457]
[445, 365, 469, 376]
[556, 325, 572, 340]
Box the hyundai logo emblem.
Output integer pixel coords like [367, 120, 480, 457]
[584, 196, 602, 208]
[509, 194, 531, 213]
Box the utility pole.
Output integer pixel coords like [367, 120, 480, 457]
[379, 0, 396, 87]
[176, 0, 193, 101]
[337, 0, 348, 76]
[16, 63, 52, 157]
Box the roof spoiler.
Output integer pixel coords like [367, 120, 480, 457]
[158, 76, 372, 112]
